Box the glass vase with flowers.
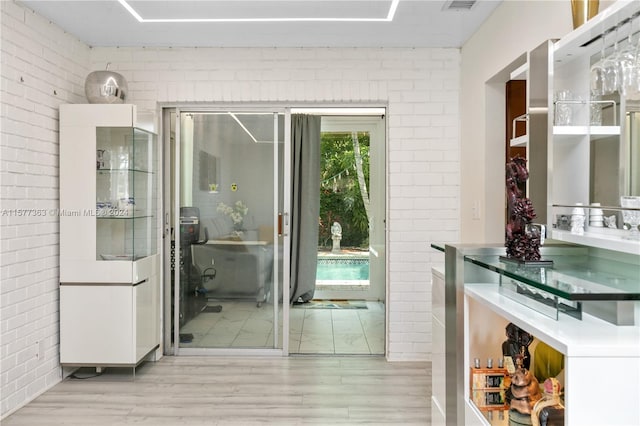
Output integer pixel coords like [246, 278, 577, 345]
[217, 201, 248, 238]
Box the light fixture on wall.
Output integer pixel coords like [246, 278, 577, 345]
[117, 0, 400, 23]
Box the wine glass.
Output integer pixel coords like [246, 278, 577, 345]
[590, 36, 607, 97]
[632, 22, 640, 96]
[620, 196, 640, 240]
[617, 21, 637, 96]
[602, 26, 620, 95]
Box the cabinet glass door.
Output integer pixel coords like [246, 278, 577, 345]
[174, 111, 286, 352]
[96, 127, 157, 261]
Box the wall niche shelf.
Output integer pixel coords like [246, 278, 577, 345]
[509, 134, 528, 147]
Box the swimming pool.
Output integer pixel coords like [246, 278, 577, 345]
[316, 257, 369, 281]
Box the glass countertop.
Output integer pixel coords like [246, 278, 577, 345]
[464, 254, 640, 301]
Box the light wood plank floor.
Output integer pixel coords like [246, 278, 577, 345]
[4, 356, 431, 425]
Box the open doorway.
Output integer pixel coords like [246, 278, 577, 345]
[289, 113, 386, 355]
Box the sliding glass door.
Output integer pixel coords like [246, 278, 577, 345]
[170, 109, 289, 354]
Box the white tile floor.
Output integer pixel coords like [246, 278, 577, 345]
[180, 300, 385, 355]
[290, 301, 385, 355]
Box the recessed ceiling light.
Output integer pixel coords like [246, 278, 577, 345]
[117, 0, 400, 23]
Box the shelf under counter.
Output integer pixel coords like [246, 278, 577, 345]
[464, 283, 640, 426]
[465, 283, 640, 357]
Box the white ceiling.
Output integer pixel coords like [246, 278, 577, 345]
[18, 0, 502, 48]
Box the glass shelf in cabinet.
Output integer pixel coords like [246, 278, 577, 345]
[97, 168, 154, 175]
[96, 215, 153, 220]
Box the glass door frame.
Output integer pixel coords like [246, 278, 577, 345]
[162, 105, 291, 356]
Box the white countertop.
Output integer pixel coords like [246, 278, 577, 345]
[465, 283, 640, 358]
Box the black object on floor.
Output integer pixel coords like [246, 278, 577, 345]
[202, 305, 222, 313]
[180, 333, 194, 343]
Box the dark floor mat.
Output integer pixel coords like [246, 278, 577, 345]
[179, 333, 193, 343]
[202, 305, 222, 313]
[293, 300, 368, 309]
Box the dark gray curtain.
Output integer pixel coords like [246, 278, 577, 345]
[290, 114, 321, 303]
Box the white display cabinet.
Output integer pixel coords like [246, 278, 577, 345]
[59, 104, 160, 367]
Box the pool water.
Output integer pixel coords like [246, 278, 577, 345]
[316, 257, 369, 281]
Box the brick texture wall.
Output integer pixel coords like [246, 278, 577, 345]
[90, 46, 461, 361]
[0, 1, 89, 417]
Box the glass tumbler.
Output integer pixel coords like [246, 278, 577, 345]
[554, 90, 573, 126]
[620, 196, 640, 239]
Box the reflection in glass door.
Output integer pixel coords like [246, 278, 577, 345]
[172, 110, 287, 353]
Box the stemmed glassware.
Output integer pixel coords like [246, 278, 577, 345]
[602, 26, 620, 95]
[617, 20, 637, 96]
[590, 36, 607, 97]
[589, 17, 640, 124]
[633, 18, 640, 96]
[590, 35, 608, 126]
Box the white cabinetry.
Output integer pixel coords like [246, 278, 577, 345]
[60, 277, 158, 365]
[431, 266, 446, 426]
[548, 0, 640, 255]
[59, 104, 160, 367]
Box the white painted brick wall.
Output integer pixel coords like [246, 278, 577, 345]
[89, 45, 461, 362]
[0, 1, 89, 418]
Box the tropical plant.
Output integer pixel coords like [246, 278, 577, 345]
[318, 131, 370, 249]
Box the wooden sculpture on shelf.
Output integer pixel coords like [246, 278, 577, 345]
[502, 323, 541, 426]
[505, 156, 541, 261]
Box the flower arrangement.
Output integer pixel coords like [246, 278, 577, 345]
[217, 201, 248, 232]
